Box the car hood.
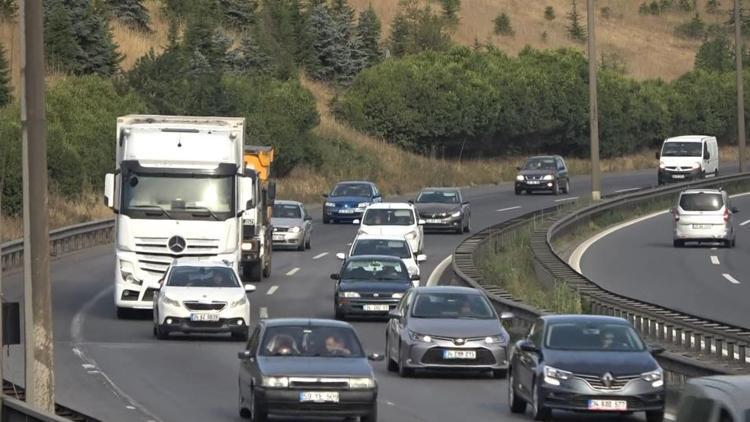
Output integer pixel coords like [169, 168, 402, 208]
[408, 317, 504, 338]
[543, 350, 659, 376]
[339, 280, 412, 294]
[660, 156, 704, 167]
[272, 217, 303, 228]
[415, 203, 461, 215]
[518, 169, 556, 177]
[326, 196, 371, 205]
[258, 356, 374, 378]
[161, 286, 245, 302]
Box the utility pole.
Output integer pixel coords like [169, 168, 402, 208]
[587, 0, 601, 200]
[19, 0, 55, 413]
[736, 0, 746, 173]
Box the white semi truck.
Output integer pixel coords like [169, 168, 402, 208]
[103, 115, 275, 318]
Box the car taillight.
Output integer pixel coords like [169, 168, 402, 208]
[724, 209, 729, 223]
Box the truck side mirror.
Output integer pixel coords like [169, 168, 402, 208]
[268, 180, 277, 204]
[239, 177, 254, 212]
[104, 173, 116, 210]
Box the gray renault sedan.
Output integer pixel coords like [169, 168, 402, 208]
[385, 286, 512, 378]
[238, 318, 382, 421]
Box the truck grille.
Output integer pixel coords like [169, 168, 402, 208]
[134, 236, 221, 276]
[184, 302, 226, 311]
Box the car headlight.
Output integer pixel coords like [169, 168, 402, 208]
[484, 334, 506, 345]
[348, 378, 376, 389]
[690, 162, 701, 170]
[160, 295, 181, 307]
[261, 376, 289, 388]
[392, 293, 404, 299]
[289, 226, 301, 233]
[516, 175, 524, 181]
[241, 243, 253, 251]
[230, 295, 248, 308]
[543, 365, 572, 386]
[119, 260, 142, 286]
[542, 174, 555, 181]
[451, 210, 462, 218]
[342, 291, 360, 298]
[358, 202, 370, 208]
[641, 369, 663, 388]
[659, 161, 666, 169]
[405, 230, 418, 240]
[408, 330, 432, 343]
[325, 202, 335, 207]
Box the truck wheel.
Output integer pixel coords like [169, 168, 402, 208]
[262, 255, 271, 278]
[243, 263, 262, 283]
[116, 307, 130, 319]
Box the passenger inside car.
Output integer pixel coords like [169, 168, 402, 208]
[267, 334, 299, 356]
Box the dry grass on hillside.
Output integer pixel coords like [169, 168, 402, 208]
[351, 0, 730, 80]
[111, 0, 170, 70]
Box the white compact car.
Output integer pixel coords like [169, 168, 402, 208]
[337, 234, 426, 285]
[672, 189, 738, 248]
[354, 203, 425, 254]
[153, 258, 255, 340]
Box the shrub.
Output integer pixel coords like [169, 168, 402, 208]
[674, 13, 706, 40]
[493, 13, 514, 36]
[544, 6, 555, 20]
[566, 0, 586, 43]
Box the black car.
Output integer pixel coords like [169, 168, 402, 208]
[413, 187, 471, 234]
[332, 255, 418, 319]
[238, 318, 383, 422]
[322, 181, 382, 224]
[673, 375, 750, 422]
[508, 315, 665, 421]
[515, 155, 570, 195]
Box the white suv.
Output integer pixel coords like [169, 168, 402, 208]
[672, 189, 738, 248]
[354, 203, 424, 254]
[153, 258, 256, 340]
[337, 234, 426, 284]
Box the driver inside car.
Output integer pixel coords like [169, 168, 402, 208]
[323, 334, 351, 356]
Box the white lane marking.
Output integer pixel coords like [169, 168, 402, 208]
[313, 252, 328, 259]
[496, 206, 521, 212]
[554, 196, 579, 202]
[569, 209, 669, 273]
[722, 273, 741, 284]
[615, 187, 641, 193]
[286, 267, 300, 276]
[427, 255, 453, 287]
[710, 256, 720, 265]
[741, 219, 750, 226]
[267, 285, 279, 295]
[259, 307, 269, 319]
[711, 247, 717, 250]
[71, 287, 165, 422]
[126, 406, 136, 410]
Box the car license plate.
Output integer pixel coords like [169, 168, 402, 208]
[426, 219, 442, 224]
[588, 400, 627, 411]
[273, 235, 284, 241]
[363, 304, 390, 311]
[299, 391, 339, 403]
[443, 350, 476, 359]
[672, 174, 685, 179]
[527, 180, 540, 184]
[338, 209, 355, 214]
[190, 313, 219, 322]
[692, 224, 712, 229]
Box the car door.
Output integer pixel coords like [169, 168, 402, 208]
[556, 157, 568, 184]
[388, 291, 412, 356]
[372, 185, 382, 203]
[516, 319, 544, 400]
[301, 205, 312, 238]
[459, 190, 470, 220]
[239, 325, 262, 399]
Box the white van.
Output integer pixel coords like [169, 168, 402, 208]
[657, 135, 719, 185]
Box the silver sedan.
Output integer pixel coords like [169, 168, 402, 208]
[271, 200, 312, 251]
[385, 286, 512, 378]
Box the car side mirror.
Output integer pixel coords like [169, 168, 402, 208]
[330, 273, 340, 280]
[515, 166, 521, 171]
[655, 151, 660, 159]
[322, 193, 329, 198]
[418, 219, 426, 225]
[244, 284, 256, 293]
[336, 252, 346, 260]
[388, 310, 402, 321]
[352, 219, 360, 225]
[104, 173, 116, 209]
[304, 215, 312, 221]
[518, 340, 539, 353]
[462, 201, 469, 205]
[732, 207, 739, 214]
[648, 344, 665, 355]
[238, 350, 253, 360]
[500, 311, 514, 320]
[410, 274, 420, 281]
[416, 254, 427, 262]
[368, 353, 385, 362]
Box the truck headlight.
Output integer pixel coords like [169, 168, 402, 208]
[230, 296, 248, 308]
[342, 291, 360, 298]
[261, 376, 289, 388]
[543, 174, 555, 181]
[241, 243, 253, 251]
[160, 295, 181, 307]
[119, 260, 141, 286]
[348, 378, 375, 389]
[659, 161, 666, 169]
[515, 175, 524, 181]
[690, 162, 701, 170]
[325, 202, 335, 207]
[543, 365, 572, 386]
[641, 369, 663, 388]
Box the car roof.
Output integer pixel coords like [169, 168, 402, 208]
[274, 200, 303, 206]
[540, 314, 632, 325]
[526, 155, 560, 160]
[366, 202, 414, 209]
[665, 135, 712, 142]
[686, 375, 750, 402]
[346, 254, 404, 262]
[419, 187, 461, 192]
[354, 234, 407, 241]
[411, 286, 482, 295]
[262, 318, 355, 329]
[680, 189, 723, 195]
[170, 257, 234, 268]
[334, 181, 375, 186]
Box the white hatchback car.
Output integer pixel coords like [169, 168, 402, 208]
[337, 234, 426, 285]
[153, 258, 256, 340]
[354, 203, 424, 254]
[672, 189, 738, 248]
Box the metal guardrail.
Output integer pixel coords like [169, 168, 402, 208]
[2, 219, 113, 421]
[452, 173, 750, 383]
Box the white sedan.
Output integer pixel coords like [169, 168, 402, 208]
[354, 202, 424, 254]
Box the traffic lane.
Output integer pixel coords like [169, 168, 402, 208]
[580, 196, 750, 329]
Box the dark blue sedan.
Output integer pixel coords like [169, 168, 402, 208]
[322, 181, 382, 224]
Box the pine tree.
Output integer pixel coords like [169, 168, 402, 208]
[218, 0, 258, 29]
[228, 32, 273, 74]
[0, 0, 16, 22]
[388, 12, 411, 57]
[44, 0, 84, 73]
[356, 5, 382, 67]
[108, 0, 151, 32]
[440, 0, 460, 24]
[308, 3, 337, 80]
[566, 0, 586, 43]
[0, 41, 10, 107]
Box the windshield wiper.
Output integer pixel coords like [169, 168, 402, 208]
[185, 206, 220, 221]
[131, 205, 174, 219]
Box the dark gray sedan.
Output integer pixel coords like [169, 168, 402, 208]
[508, 314, 665, 421]
[414, 187, 471, 233]
[385, 286, 512, 378]
[238, 318, 382, 422]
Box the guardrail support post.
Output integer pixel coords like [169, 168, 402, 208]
[739, 344, 747, 363]
[716, 338, 724, 359]
[704, 336, 713, 355]
[727, 342, 735, 362]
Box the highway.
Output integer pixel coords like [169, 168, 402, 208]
[580, 193, 750, 331]
[3, 168, 679, 422]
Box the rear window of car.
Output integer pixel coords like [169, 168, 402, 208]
[680, 192, 724, 211]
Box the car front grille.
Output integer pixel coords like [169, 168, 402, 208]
[420, 348, 496, 365]
[183, 302, 226, 311]
[574, 373, 640, 391]
[288, 378, 349, 389]
[273, 227, 289, 232]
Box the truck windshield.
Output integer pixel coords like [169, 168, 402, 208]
[662, 142, 703, 157]
[122, 174, 235, 220]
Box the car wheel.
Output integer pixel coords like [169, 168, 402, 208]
[563, 179, 571, 194]
[673, 239, 683, 248]
[515, 187, 521, 195]
[262, 254, 271, 278]
[155, 324, 169, 340]
[334, 304, 344, 320]
[232, 329, 249, 342]
[305, 235, 311, 249]
[360, 403, 378, 422]
[116, 307, 129, 319]
[553, 182, 561, 195]
[492, 369, 507, 379]
[398, 342, 414, 377]
[508, 370, 526, 414]
[251, 389, 268, 422]
[297, 238, 305, 251]
[463, 217, 470, 233]
[526, 189, 532, 195]
[386, 335, 398, 372]
[239, 388, 251, 419]
[732, 237, 736, 247]
[531, 380, 551, 421]
[243, 262, 262, 283]
[455, 221, 463, 234]
[645, 410, 664, 422]
[323, 214, 330, 224]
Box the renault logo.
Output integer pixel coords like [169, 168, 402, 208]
[601, 372, 614, 388]
[454, 338, 465, 345]
[168, 236, 186, 253]
[373, 293, 379, 297]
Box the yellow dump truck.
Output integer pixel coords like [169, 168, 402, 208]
[240, 146, 276, 282]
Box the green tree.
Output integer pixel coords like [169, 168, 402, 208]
[493, 13, 514, 36]
[108, 0, 152, 32]
[0, 41, 10, 107]
[356, 5, 382, 67]
[228, 32, 274, 75]
[387, 0, 452, 57]
[0, 0, 16, 22]
[218, 0, 258, 29]
[544, 6, 555, 20]
[44, 0, 83, 73]
[675, 13, 706, 40]
[694, 34, 749, 72]
[440, 0, 461, 24]
[706, 0, 719, 14]
[566, 0, 586, 42]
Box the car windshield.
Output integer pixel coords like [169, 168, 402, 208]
[121, 173, 235, 220]
[167, 266, 239, 288]
[416, 190, 459, 204]
[330, 183, 372, 198]
[352, 239, 411, 259]
[545, 322, 646, 351]
[363, 209, 415, 226]
[342, 259, 409, 281]
[523, 157, 557, 170]
[680, 193, 724, 211]
[411, 292, 496, 319]
[273, 204, 302, 219]
[662, 141, 703, 157]
[259, 325, 364, 357]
